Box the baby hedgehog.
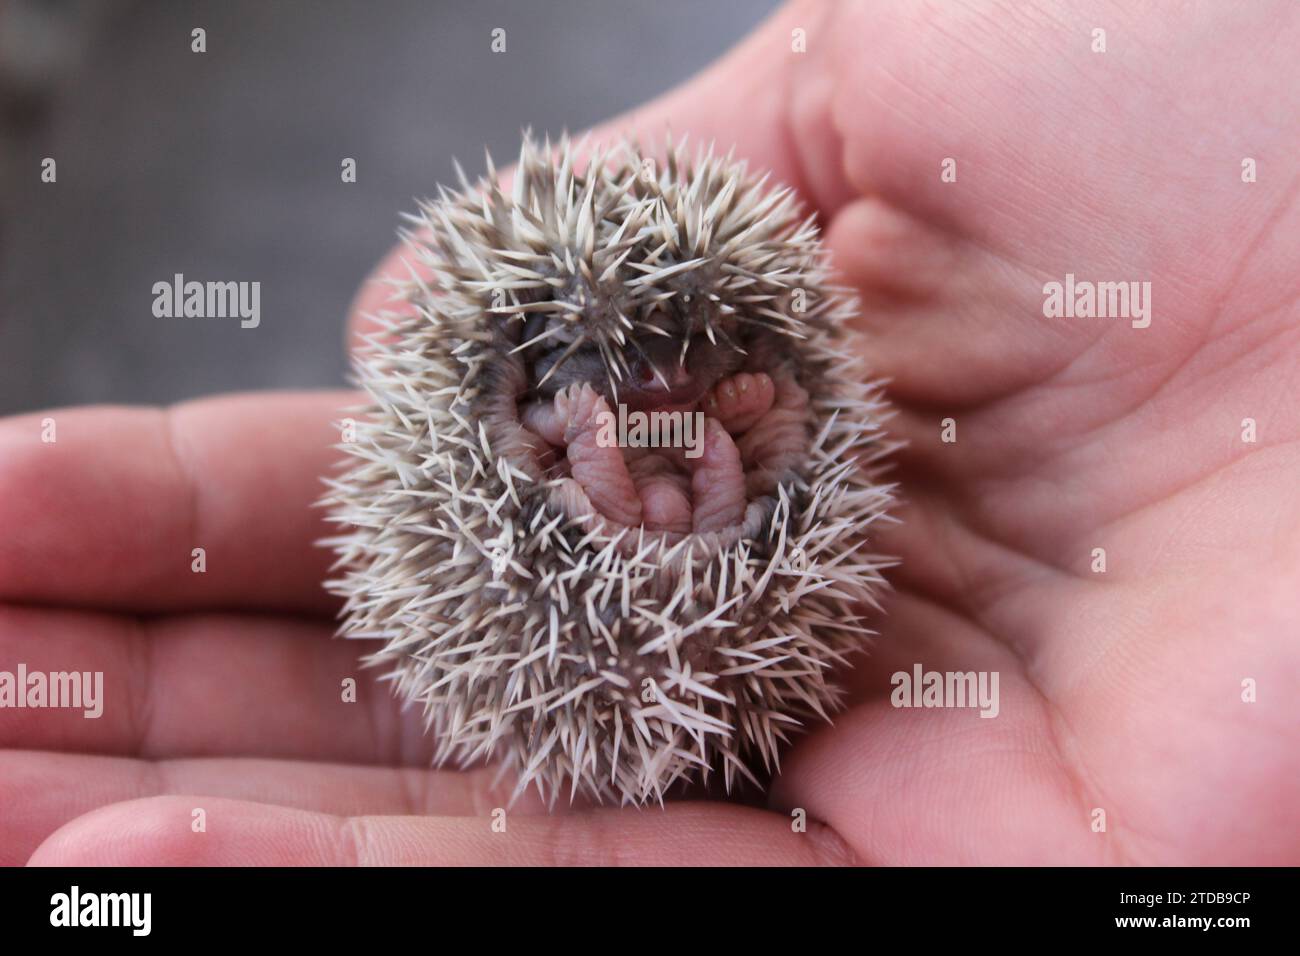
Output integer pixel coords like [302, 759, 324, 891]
[323, 134, 896, 806]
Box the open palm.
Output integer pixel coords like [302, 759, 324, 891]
[5, 0, 1296, 865]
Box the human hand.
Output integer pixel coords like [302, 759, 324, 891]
[6, 0, 1296, 865]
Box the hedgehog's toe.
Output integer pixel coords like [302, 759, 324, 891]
[558, 384, 643, 528]
[706, 371, 776, 435]
[690, 418, 748, 533]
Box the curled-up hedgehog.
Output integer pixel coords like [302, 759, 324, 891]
[323, 134, 897, 806]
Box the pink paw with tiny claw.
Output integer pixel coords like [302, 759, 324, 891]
[705, 372, 775, 435]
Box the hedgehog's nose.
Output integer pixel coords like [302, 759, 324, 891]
[638, 360, 691, 390]
[622, 347, 702, 411]
[635, 339, 691, 391]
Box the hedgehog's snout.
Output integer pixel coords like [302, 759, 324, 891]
[621, 337, 701, 409]
[621, 334, 742, 407]
[632, 338, 689, 389]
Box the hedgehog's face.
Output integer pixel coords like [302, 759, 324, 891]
[500, 293, 810, 548]
[420, 141, 839, 548]
[518, 308, 746, 412]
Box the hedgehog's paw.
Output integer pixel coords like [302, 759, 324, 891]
[557, 384, 643, 528]
[705, 372, 775, 435]
[553, 383, 606, 443]
[690, 418, 747, 533]
[519, 398, 566, 447]
[627, 451, 693, 535]
[736, 374, 812, 496]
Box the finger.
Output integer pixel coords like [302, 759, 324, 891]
[0, 390, 356, 616]
[29, 795, 854, 866]
[822, 195, 1078, 409]
[0, 751, 558, 866]
[348, 0, 857, 348]
[0, 604, 434, 764]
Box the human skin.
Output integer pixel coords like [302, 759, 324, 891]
[2, 0, 1297, 864]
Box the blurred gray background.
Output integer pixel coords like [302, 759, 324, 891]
[0, 0, 778, 414]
